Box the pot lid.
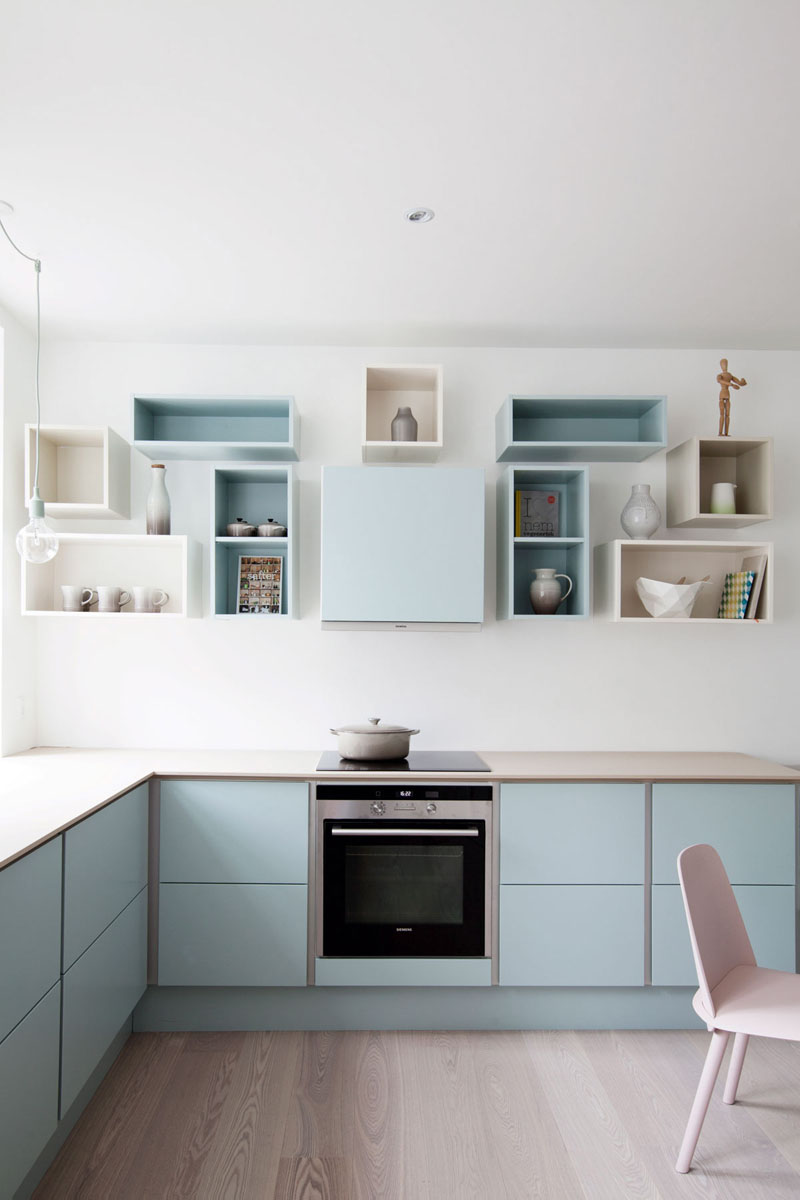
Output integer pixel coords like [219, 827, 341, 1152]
[332, 716, 417, 735]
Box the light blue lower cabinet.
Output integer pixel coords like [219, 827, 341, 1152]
[500, 885, 645, 986]
[158, 883, 308, 986]
[651, 884, 797, 986]
[0, 982, 61, 1199]
[0, 837, 62, 1043]
[314, 958, 492, 987]
[61, 888, 148, 1115]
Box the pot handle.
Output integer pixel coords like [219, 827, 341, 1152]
[408, 729, 421, 735]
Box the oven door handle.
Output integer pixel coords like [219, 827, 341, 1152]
[330, 827, 480, 837]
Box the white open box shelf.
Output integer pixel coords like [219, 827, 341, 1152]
[25, 425, 131, 519]
[595, 540, 773, 623]
[666, 437, 773, 528]
[362, 365, 443, 462]
[22, 534, 201, 617]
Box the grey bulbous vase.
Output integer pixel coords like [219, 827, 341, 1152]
[620, 483, 661, 539]
[391, 406, 418, 442]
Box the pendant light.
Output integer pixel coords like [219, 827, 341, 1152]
[0, 206, 59, 563]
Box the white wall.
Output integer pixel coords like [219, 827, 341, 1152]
[0, 306, 38, 754]
[6, 342, 798, 762]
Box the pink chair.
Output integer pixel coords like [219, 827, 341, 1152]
[675, 843, 800, 1173]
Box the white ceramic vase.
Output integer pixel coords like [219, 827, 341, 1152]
[529, 567, 573, 614]
[146, 464, 171, 535]
[710, 482, 737, 514]
[620, 484, 661, 540]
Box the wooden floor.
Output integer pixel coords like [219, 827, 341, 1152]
[34, 1029, 800, 1199]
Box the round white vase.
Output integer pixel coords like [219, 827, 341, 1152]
[620, 484, 661, 540]
[529, 567, 573, 614]
[710, 482, 737, 514]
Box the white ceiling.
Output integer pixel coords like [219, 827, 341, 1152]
[1, 1, 798, 347]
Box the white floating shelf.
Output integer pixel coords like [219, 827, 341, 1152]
[362, 365, 443, 462]
[25, 425, 131, 519]
[22, 534, 200, 617]
[595, 540, 773, 623]
[666, 437, 773, 528]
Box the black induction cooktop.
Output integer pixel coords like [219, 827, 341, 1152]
[316, 750, 490, 773]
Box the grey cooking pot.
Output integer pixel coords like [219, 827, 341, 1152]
[330, 716, 420, 760]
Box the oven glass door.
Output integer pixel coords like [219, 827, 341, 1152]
[322, 818, 486, 956]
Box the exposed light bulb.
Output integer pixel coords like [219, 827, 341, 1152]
[16, 487, 59, 564]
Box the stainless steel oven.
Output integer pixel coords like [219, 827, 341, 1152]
[314, 783, 493, 959]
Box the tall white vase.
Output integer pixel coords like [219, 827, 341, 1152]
[620, 484, 661, 540]
[146, 464, 171, 535]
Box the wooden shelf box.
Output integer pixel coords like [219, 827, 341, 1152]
[25, 425, 130, 519]
[21, 534, 200, 617]
[495, 395, 667, 462]
[132, 396, 299, 461]
[497, 466, 590, 619]
[666, 437, 773, 528]
[362, 365, 443, 462]
[211, 465, 297, 618]
[595, 540, 773, 623]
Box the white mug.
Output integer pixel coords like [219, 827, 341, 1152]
[61, 585, 97, 612]
[133, 586, 169, 613]
[97, 586, 132, 613]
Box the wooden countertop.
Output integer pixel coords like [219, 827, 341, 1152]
[1, 746, 798, 870]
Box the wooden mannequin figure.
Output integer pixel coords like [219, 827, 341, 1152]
[717, 358, 747, 436]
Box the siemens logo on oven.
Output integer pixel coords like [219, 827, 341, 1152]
[396, 927, 413, 932]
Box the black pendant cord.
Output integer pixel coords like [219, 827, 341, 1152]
[0, 214, 42, 491]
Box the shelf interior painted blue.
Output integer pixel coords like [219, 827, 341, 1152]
[133, 396, 294, 446]
[513, 541, 587, 616]
[512, 468, 587, 540]
[511, 396, 665, 445]
[213, 469, 290, 537]
[214, 542, 288, 617]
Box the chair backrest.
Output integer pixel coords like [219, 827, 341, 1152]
[677, 843, 756, 1017]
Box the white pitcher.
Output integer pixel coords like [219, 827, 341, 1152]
[530, 568, 573, 614]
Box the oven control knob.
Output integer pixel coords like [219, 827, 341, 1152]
[370, 801, 386, 816]
[426, 802, 437, 814]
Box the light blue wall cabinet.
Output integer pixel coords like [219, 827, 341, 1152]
[61, 889, 148, 1114]
[63, 783, 148, 971]
[0, 837, 61, 1043]
[160, 779, 308, 882]
[132, 394, 299, 461]
[652, 884, 796, 985]
[500, 886, 644, 986]
[651, 782, 796, 985]
[501, 783, 645, 883]
[158, 780, 309, 986]
[652, 783, 796, 885]
[499, 784, 645, 985]
[320, 465, 485, 628]
[495, 395, 667, 462]
[0, 983, 61, 1200]
[159, 884, 307, 986]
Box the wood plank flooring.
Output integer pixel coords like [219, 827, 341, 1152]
[33, 1029, 800, 1199]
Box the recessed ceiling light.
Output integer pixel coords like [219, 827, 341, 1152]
[405, 207, 435, 223]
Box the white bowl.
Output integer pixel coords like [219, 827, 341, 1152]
[635, 576, 705, 619]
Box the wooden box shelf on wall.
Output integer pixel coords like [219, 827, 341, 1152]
[594, 540, 773, 623]
[132, 396, 299, 461]
[211, 465, 297, 618]
[497, 465, 590, 619]
[25, 425, 131, 519]
[21, 534, 200, 617]
[362, 365, 443, 462]
[666, 437, 773, 528]
[495, 395, 667, 462]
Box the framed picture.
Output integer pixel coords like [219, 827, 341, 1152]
[237, 555, 283, 614]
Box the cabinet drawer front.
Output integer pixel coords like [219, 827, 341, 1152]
[159, 883, 308, 986]
[499, 885, 644, 986]
[0, 982, 61, 1199]
[64, 783, 149, 970]
[500, 783, 645, 883]
[160, 779, 308, 883]
[652, 783, 796, 884]
[321, 466, 484, 623]
[61, 889, 148, 1115]
[0, 838, 62, 1042]
[651, 884, 796, 986]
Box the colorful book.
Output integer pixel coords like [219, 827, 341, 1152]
[741, 554, 767, 619]
[717, 570, 755, 619]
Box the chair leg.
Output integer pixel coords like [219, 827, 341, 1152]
[723, 1032, 749, 1105]
[675, 1029, 730, 1173]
